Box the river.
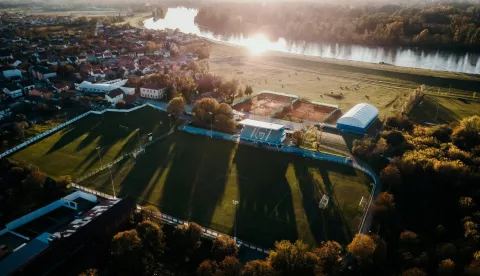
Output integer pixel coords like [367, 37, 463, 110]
[144, 7, 480, 75]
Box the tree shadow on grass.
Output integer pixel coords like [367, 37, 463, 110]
[234, 144, 297, 248]
[45, 115, 102, 155]
[409, 96, 461, 124]
[314, 163, 353, 245]
[155, 133, 235, 229]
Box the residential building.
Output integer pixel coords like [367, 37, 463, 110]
[105, 88, 124, 105]
[3, 83, 22, 98]
[53, 82, 70, 93]
[31, 66, 57, 80]
[75, 79, 128, 93]
[2, 69, 22, 80]
[18, 79, 35, 92]
[140, 83, 166, 99]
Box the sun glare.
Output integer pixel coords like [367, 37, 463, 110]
[245, 34, 270, 55]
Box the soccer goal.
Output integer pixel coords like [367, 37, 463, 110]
[319, 194, 329, 209]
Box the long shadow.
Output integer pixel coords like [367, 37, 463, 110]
[315, 165, 353, 244]
[234, 144, 297, 248]
[45, 115, 101, 155]
[409, 95, 461, 124]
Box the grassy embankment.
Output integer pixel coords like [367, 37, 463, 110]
[209, 42, 480, 122]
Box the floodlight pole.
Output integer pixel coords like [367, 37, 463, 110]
[232, 200, 239, 243]
[96, 146, 103, 168]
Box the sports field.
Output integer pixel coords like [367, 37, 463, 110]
[11, 107, 170, 179]
[80, 131, 372, 248]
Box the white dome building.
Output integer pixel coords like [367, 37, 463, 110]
[336, 103, 379, 134]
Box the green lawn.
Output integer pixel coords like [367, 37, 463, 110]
[409, 95, 480, 124]
[81, 131, 372, 248]
[11, 107, 170, 179]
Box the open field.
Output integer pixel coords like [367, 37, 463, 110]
[232, 92, 296, 116]
[275, 101, 338, 123]
[11, 107, 170, 179]
[410, 95, 480, 124]
[210, 42, 480, 122]
[80, 131, 371, 248]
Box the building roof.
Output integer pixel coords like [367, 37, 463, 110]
[106, 88, 124, 98]
[141, 83, 163, 90]
[238, 119, 284, 131]
[32, 66, 54, 75]
[337, 103, 379, 129]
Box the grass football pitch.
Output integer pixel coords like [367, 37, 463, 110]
[11, 107, 170, 179]
[81, 130, 372, 248]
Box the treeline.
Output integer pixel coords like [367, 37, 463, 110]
[195, 3, 480, 52]
[0, 158, 70, 227]
[80, 205, 385, 276]
[351, 115, 480, 275]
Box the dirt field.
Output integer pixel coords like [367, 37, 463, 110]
[275, 101, 338, 123]
[209, 42, 480, 121]
[233, 93, 296, 116]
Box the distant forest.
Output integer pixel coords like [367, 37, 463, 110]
[194, 3, 480, 52]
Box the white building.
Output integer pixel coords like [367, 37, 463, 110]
[140, 83, 166, 99]
[75, 79, 128, 93]
[2, 69, 22, 79]
[105, 88, 125, 105]
[3, 84, 23, 98]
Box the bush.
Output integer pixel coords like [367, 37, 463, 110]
[385, 115, 414, 132]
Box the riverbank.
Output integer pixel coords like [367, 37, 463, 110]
[208, 42, 480, 121]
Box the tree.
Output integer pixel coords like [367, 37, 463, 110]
[197, 260, 217, 276]
[22, 169, 46, 191]
[438, 259, 455, 276]
[312, 241, 343, 274]
[379, 164, 402, 191]
[268, 240, 322, 276]
[399, 230, 419, 246]
[219, 79, 239, 103]
[171, 222, 203, 259]
[220, 256, 243, 276]
[137, 205, 161, 223]
[347, 234, 376, 265]
[193, 98, 220, 125]
[110, 230, 144, 275]
[460, 197, 476, 210]
[452, 116, 480, 150]
[245, 85, 253, 96]
[214, 113, 236, 133]
[372, 192, 396, 221]
[241, 260, 274, 276]
[292, 130, 304, 147]
[56, 175, 71, 189]
[195, 46, 211, 59]
[167, 97, 186, 117]
[212, 235, 238, 261]
[115, 100, 127, 109]
[79, 269, 98, 276]
[401, 267, 427, 276]
[136, 220, 164, 256]
[216, 103, 234, 119]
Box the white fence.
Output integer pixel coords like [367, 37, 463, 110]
[70, 183, 270, 255]
[0, 103, 168, 160]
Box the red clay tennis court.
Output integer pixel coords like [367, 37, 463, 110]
[233, 93, 296, 116]
[275, 101, 338, 122]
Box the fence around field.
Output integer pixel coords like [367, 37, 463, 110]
[0, 103, 168, 160]
[70, 183, 270, 255]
